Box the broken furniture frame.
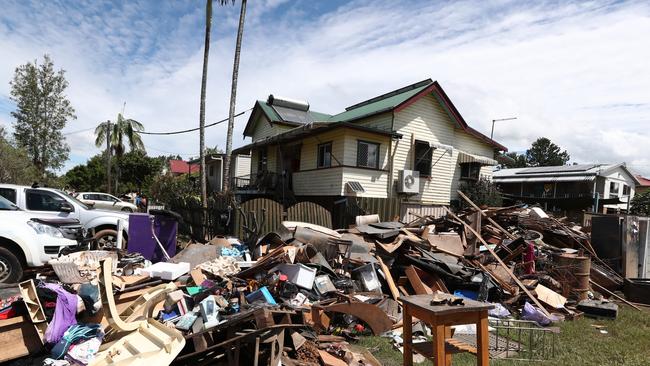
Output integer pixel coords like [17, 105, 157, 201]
[488, 318, 559, 362]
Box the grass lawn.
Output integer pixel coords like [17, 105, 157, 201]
[357, 306, 650, 366]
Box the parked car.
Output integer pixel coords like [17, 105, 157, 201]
[76, 192, 138, 212]
[0, 184, 130, 248]
[0, 195, 79, 282]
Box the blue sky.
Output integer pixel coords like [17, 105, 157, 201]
[1, 0, 650, 175]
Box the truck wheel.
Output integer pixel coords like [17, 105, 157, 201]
[0, 247, 24, 283]
[121, 207, 133, 213]
[94, 229, 118, 249]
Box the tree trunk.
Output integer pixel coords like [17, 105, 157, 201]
[223, 0, 247, 193]
[106, 121, 112, 194]
[199, 0, 212, 208]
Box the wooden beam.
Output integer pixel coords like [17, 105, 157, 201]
[457, 190, 516, 240]
[405, 265, 433, 295]
[377, 256, 401, 302]
[590, 279, 641, 311]
[443, 207, 551, 317]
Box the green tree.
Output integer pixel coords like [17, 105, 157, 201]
[525, 137, 570, 167]
[0, 127, 39, 184]
[630, 191, 650, 216]
[94, 113, 145, 193]
[117, 150, 165, 194]
[223, 0, 247, 192]
[500, 152, 528, 169]
[64, 155, 107, 192]
[460, 177, 503, 208]
[9, 54, 76, 175]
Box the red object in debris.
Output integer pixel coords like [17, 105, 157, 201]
[279, 274, 288, 282]
[524, 241, 536, 275]
[354, 324, 365, 332]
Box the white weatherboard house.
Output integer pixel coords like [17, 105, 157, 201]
[232, 79, 507, 220]
[493, 163, 640, 216]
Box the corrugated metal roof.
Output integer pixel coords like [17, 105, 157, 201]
[494, 176, 596, 183]
[458, 151, 497, 165]
[328, 80, 433, 122]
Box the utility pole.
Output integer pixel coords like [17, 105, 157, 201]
[491, 117, 517, 140]
[106, 120, 112, 194]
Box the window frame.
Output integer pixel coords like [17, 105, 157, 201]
[317, 142, 333, 168]
[609, 181, 620, 197]
[460, 162, 482, 181]
[622, 184, 631, 196]
[257, 147, 268, 172]
[413, 140, 433, 177]
[356, 140, 380, 169]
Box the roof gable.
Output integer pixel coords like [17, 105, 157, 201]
[242, 79, 507, 151]
[243, 100, 332, 137]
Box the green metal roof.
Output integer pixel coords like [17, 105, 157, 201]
[256, 100, 332, 123]
[328, 79, 433, 122]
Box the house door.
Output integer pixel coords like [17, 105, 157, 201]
[280, 144, 301, 190]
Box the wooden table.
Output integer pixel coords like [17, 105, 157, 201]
[401, 294, 494, 366]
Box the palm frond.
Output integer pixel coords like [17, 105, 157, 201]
[94, 123, 107, 148]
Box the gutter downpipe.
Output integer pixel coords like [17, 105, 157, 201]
[388, 112, 396, 198]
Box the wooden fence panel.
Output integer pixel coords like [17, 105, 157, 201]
[287, 201, 332, 229]
[400, 203, 446, 223]
[234, 198, 284, 238]
[355, 197, 402, 222]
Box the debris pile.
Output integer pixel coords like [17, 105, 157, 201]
[0, 192, 638, 365]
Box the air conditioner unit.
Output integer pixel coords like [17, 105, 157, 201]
[397, 170, 420, 194]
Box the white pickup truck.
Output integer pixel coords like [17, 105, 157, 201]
[0, 195, 80, 282]
[0, 184, 129, 248]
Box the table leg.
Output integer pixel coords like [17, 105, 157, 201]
[433, 323, 446, 366]
[403, 306, 413, 366]
[445, 326, 453, 365]
[477, 310, 489, 366]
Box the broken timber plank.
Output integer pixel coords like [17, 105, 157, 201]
[444, 207, 551, 317]
[377, 256, 400, 302]
[457, 190, 516, 240]
[405, 265, 433, 295]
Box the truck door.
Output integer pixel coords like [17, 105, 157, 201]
[24, 189, 78, 219]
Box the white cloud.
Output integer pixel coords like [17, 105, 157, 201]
[1, 0, 649, 176]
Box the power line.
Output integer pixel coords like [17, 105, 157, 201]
[145, 144, 197, 156]
[63, 127, 95, 135]
[139, 109, 251, 135]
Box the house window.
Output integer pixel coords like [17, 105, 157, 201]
[414, 140, 433, 176]
[357, 141, 380, 169]
[317, 142, 332, 168]
[460, 163, 481, 180]
[623, 184, 631, 196]
[609, 182, 619, 197]
[257, 148, 268, 172]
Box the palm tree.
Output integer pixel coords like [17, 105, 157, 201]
[199, 0, 236, 208]
[223, 0, 247, 193]
[199, 0, 213, 209]
[95, 113, 145, 193]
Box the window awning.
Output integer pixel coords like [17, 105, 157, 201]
[458, 151, 497, 165]
[494, 176, 596, 183]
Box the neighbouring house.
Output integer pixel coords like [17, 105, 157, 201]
[189, 153, 251, 192]
[232, 79, 507, 225]
[493, 163, 640, 220]
[635, 175, 650, 195]
[165, 159, 199, 176]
